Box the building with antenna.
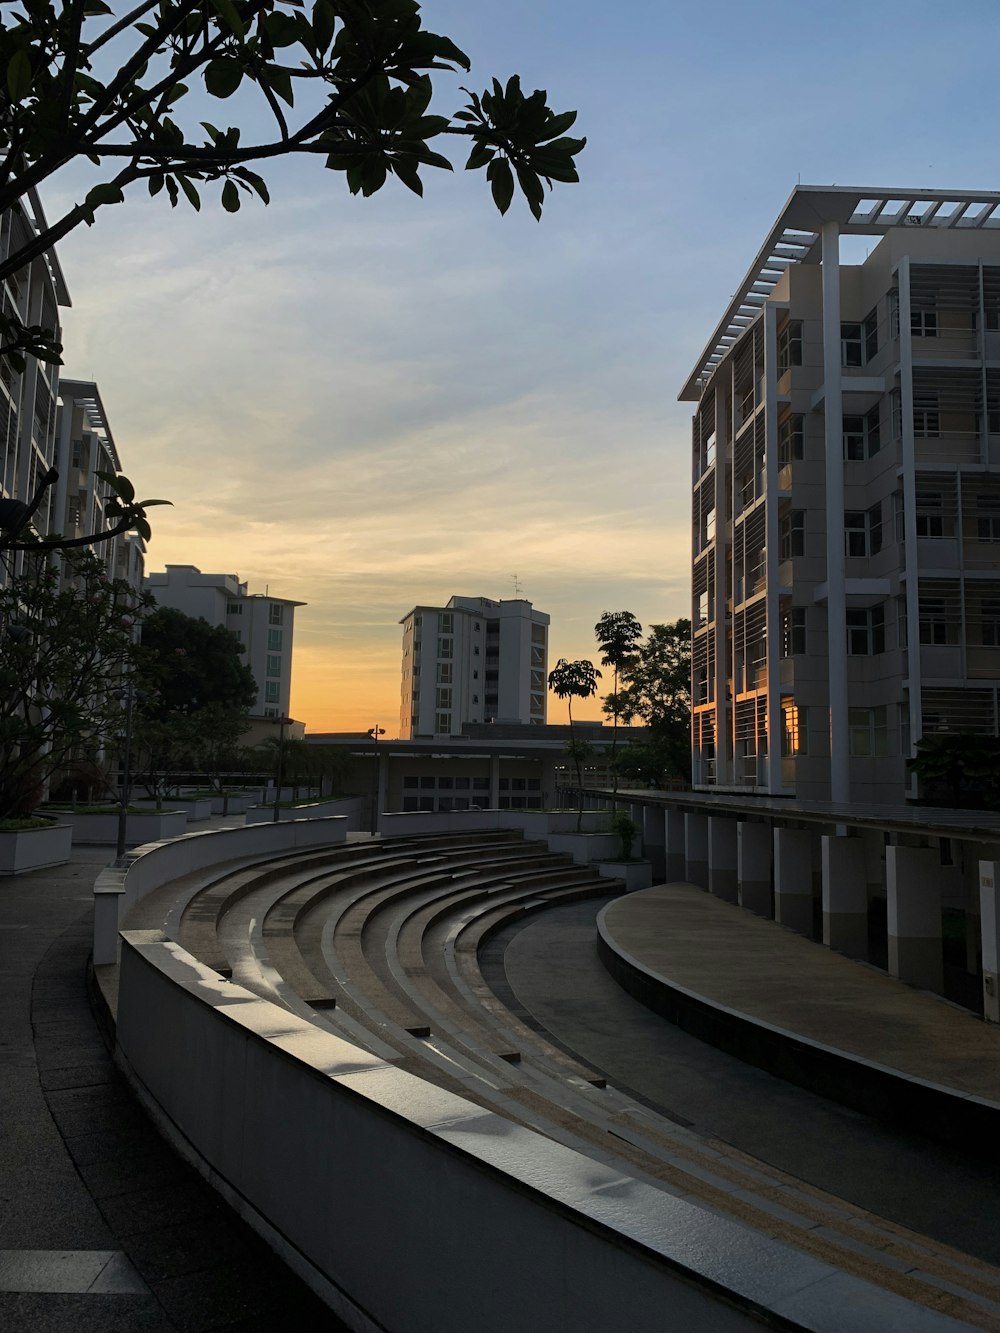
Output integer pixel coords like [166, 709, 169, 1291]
[682, 184, 1000, 804]
[399, 595, 549, 738]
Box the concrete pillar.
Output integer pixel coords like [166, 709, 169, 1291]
[979, 859, 1000, 1022]
[774, 827, 814, 936]
[822, 220, 849, 804]
[489, 753, 500, 810]
[684, 811, 708, 888]
[376, 752, 389, 829]
[821, 834, 868, 958]
[665, 807, 686, 882]
[642, 806, 666, 881]
[738, 822, 772, 917]
[708, 816, 738, 903]
[887, 846, 943, 992]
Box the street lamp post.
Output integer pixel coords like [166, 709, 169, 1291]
[115, 678, 137, 862]
[367, 724, 385, 835]
[272, 715, 290, 822]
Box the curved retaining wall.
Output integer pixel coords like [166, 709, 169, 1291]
[103, 823, 947, 1333]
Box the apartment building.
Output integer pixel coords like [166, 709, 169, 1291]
[144, 565, 304, 719]
[682, 185, 1000, 804]
[54, 379, 145, 590]
[399, 595, 549, 738]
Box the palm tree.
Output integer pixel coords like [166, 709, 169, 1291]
[548, 657, 602, 830]
[595, 611, 643, 806]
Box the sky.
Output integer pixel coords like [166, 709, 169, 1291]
[39, 0, 1000, 733]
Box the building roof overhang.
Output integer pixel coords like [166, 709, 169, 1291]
[59, 378, 120, 468]
[679, 185, 1000, 403]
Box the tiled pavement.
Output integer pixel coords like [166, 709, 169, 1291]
[0, 848, 346, 1332]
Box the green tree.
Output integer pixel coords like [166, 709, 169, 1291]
[0, 1, 584, 367]
[547, 656, 600, 831]
[613, 619, 691, 785]
[132, 606, 257, 804]
[594, 610, 642, 806]
[0, 550, 142, 818]
[907, 733, 1000, 810]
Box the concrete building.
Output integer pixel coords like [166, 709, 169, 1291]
[399, 595, 549, 738]
[682, 185, 1000, 804]
[54, 379, 145, 591]
[144, 565, 304, 719]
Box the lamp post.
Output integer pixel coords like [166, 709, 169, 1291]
[116, 678, 137, 862]
[368, 724, 385, 835]
[272, 715, 290, 822]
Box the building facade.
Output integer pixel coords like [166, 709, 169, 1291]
[682, 185, 1000, 803]
[399, 595, 549, 738]
[144, 565, 303, 719]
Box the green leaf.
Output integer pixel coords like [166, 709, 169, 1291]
[148, 172, 165, 197]
[211, 0, 245, 38]
[264, 65, 294, 106]
[84, 183, 125, 210]
[487, 158, 514, 215]
[515, 165, 544, 221]
[177, 175, 201, 211]
[233, 168, 270, 204]
[221, 180, 240, 213]
[465, 141, 495, 171]
[6, 50, 31, 101]
[391, 158, 423, 196]
[204, 58, 244, 99]
[539, 110, 578, 141]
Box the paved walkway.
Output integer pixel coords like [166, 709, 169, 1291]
[0, 842, 344, 1332]
[602, 884, 1000, 1100]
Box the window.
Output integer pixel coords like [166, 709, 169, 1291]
[911, 307, 938, 337]
[472, 694, 479, 704]
[896, 595, 908, 648]
[267, 628, 283, 651]
[849, 706, 889, 757]
[846, 605, 885, 655]
[779, 510, 804, 561]
[778, 415, 803, 465]
[891, 387, 902, 439]
[915, 491, 944, 538]
[472, 669, 479, 679]
[474, 622, 480, 631]
[439, 612, 454, 633]
[981, 599, 1000, 647]
[266, 654, 281, 678]
[978, 497, 1000, 543]
[435, 712, 451, 733]
[268, 603, 283, 625]
[436, 687, 452, 709]
[437, 637, 453, 659]
[841, 322, 863, 367]
[227, 602, 242, 615]
[914, 406, 940, 437]
[473, 646, 480, 656]
[919, 596, 949, 645]
[781, 704, 808, 756]
[780, 606, 806, 657]
[864, 307, 879, 362]
[843, 404, 881, 460]
[844, 503, 882, 557]
[264, 681, 279, 704]
[777, 320, 803, 374]
[403, 776, 418, 789]
[696, 590, 709, 628]
[436, 662, 452, 684]
[888, 289, 900, 340]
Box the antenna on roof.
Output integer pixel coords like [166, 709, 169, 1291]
[511, 573, 523, 597]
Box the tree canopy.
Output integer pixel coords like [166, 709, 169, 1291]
[138, 606, 257, 712]
[607, 619, 691, 785]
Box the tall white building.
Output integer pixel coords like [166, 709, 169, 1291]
[682, 184, 1000, 804]
[399, 595, 549, 738]
[144, 565, 304, 719]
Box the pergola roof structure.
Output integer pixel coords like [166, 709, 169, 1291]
[59, 377, 120, 469]
[679, 185, 1000, 402]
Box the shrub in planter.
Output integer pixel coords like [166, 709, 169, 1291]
[609, 811, 641, 860]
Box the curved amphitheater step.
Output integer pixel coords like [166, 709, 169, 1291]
[121, 830, 1000, 1331]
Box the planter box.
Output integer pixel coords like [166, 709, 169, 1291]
[51, 809, 188, 846]
[0, 821, 73, 874]
[207, 794, 250, 816]
[246, 797, 354, 824]
[136, 797, 213, 821]
[596, 860, 654, 891]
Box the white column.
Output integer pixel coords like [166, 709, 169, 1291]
[713, 385, 730, 786]
[684, 811, 708, 888]
[821, 833, 867, 957]
[738, 821, 771, 917]
[822, 222, 849, 804]
[763, 302, 782, 793]
[641, 805, 666, 881]
[979, 859, 1000, 1023]
[887, 846, 942, 991]
[665, 806, 686, 882]
[708, 816, 738, 903]
[774, 827, 814, 935]
[898, 257, 923, 761]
